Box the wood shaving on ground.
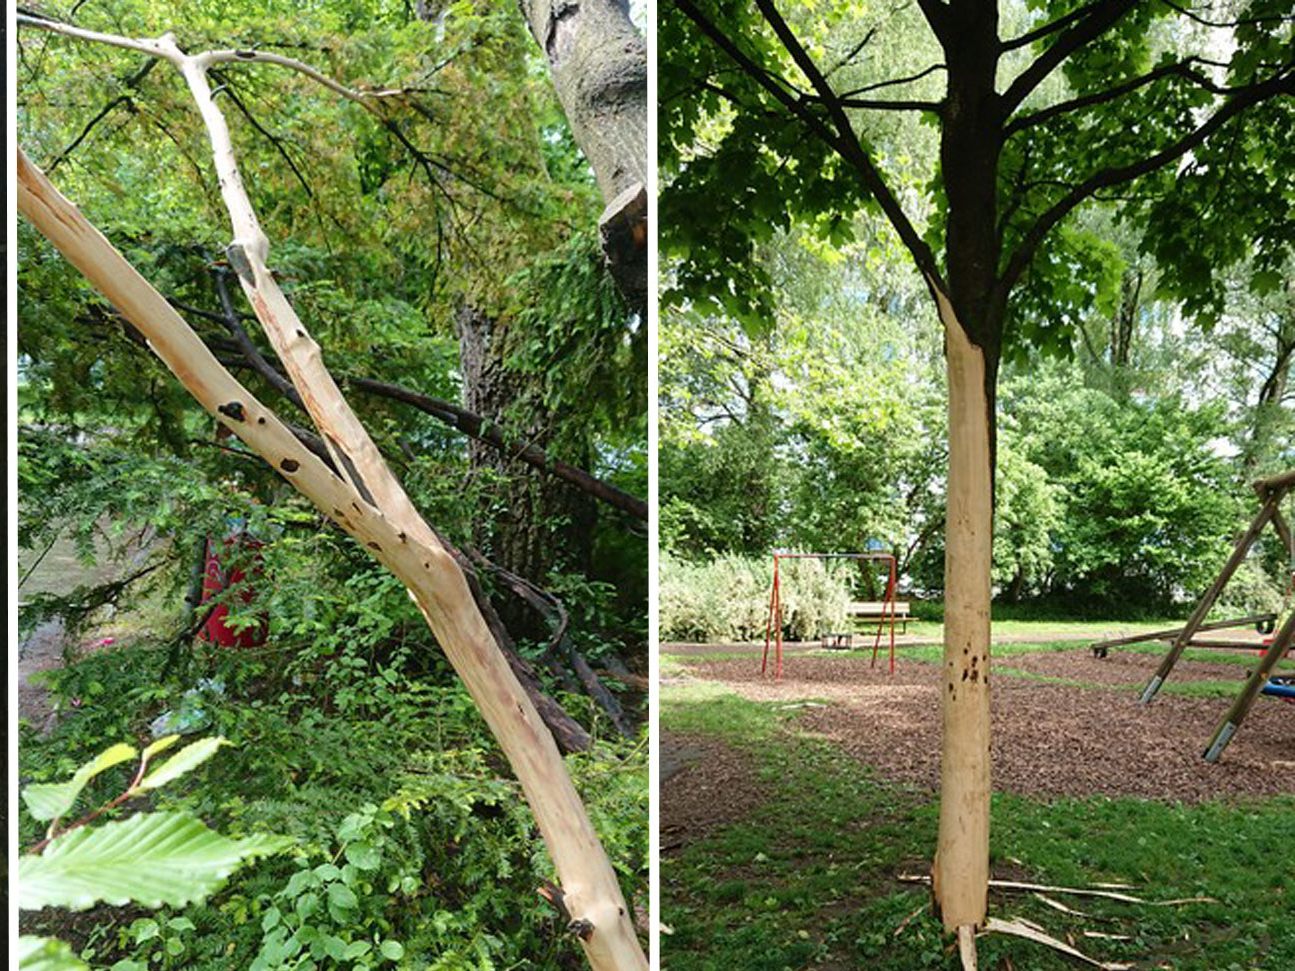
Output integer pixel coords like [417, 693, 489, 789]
[893, 901, 927, 937]
[981, 917, 1134, 970]
[1033, 892, 1093, 918]
[957, 924, 978, 971]
[898, 874, 1216, 906]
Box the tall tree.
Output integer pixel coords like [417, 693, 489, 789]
[520, 0, 648, 311]
[662, 0, 1293, 943]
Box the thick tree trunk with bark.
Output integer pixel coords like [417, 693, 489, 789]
[518, 0, 647, 310]
[457, 305, 596, 615]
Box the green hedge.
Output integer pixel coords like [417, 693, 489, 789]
[660, 554, 851, 643]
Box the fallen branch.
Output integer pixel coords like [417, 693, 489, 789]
[981, 917, 1133, 971]
[899, 874, 1215, 907]
[465, 547, 636, 738]
[182, 286, 647, 522]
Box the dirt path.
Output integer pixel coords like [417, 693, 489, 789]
[660, 627, 1189, 656]
[661, 732, 769, 854]
[675, 650, 1295, 802]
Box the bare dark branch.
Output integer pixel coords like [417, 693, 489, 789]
[47, 58, 157, 172]
[1001, 68, 1295, 294]
[839, 62, 945, 98]
[1000, 0, 1139, 116]
[1004, 56, 1225, 137]
[681, 0, 943, 287]
[1000, 0, 1110, 52]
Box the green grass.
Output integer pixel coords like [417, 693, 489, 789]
[662, 683, 1295, 970]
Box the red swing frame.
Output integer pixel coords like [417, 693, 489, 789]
[760, 551, 899, 680]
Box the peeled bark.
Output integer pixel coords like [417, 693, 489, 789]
[931, 289, 994, 933]
[518, 0, 647, 309]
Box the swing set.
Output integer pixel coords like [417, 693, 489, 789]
[1092, 469, 1295, 762]
[761, 551, 900, 680]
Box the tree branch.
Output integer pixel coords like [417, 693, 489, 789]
[186, 280, 647, 521]
[1000, 0, 1109, 52]
[47, 58, 157, 172]
[1000, 0, 1139, 116]
[1001, 67, 1295, 293]
[673, 0, 945, 289]
[1004, 56, 1216, 138]
[836, 96, 943, 111]
[838, 62, 945, 98]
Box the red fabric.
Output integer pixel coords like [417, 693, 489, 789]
[199, 536, 268, 648]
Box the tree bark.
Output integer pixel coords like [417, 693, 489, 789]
[456, 305, 597, 603]
[517, 0, 647, 310]
[931, 289, 995, 933]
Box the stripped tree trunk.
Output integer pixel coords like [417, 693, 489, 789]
[518, 0, 647, 310]
[931, 291, 994, 933]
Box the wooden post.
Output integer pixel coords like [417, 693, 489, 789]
[1140, 494, 1281, 703]
[1090, 613, 1277, 656]
[1203, 609, 1295, 763]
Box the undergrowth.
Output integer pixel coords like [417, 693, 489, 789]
[20, 638, 647, 970]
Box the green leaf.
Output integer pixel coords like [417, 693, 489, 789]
[18, 936, 89, 971]
[344, 841, 380, 871]
[327, 882, 359, 912]
[141, 735, 181, 760]
[20, 811, 291, 911]
[136, 737, 228, 792]
[379, 940, 405, 961]
[22, 743, 137, 822]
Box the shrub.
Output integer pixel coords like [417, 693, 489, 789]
[660, 554, 850, 643]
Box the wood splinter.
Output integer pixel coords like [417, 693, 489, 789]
[539, 881, 596, 940]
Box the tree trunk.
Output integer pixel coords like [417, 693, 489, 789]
[929, 10, 1000, 934]
[456, 305, 596, 602]
[931, 290, 994, 934]
[518, 0, 647, 310]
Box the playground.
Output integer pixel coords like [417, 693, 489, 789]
[660, 621, 1295, 970]
[660, 497, 1295, 969]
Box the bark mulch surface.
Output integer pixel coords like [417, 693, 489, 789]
[660, 732, 769, 854]
[680, 650, 1295, 803]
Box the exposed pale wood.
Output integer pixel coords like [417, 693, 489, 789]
[931, 287, 992, 932]
[957, 924, 978, 970]
[900, 873, 1214, 906]
[981, 918, 1133, 970]
[20, 140, 644, 971]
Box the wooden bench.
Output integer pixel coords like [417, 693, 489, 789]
[846, 601, 910, 634]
